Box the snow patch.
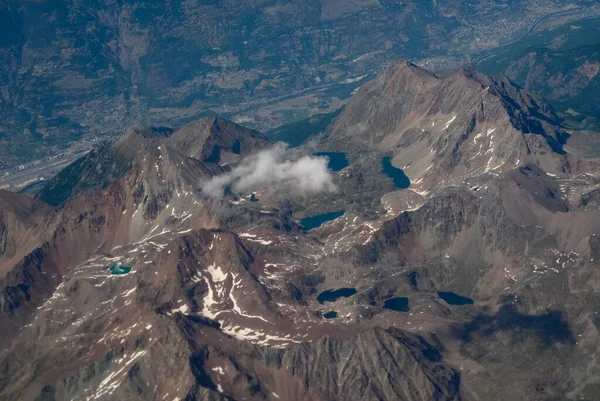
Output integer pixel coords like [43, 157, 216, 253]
[443, 115, 457, 130]
[171, 304, 189, 314]
[207, 264, 228, 283]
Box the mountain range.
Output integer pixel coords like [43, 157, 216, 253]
[1, 61, 600, 401]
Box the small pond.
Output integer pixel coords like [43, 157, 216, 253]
[383, 297, 410, 312]
[250, 193, 259, 202]
[323, 311, 338, 319]
[382, 156, 410, 189]
[300, 210, 345, 230]
[313, 152, 349, 172]
[438, 291, 474, 305]
[110, 263, 132, 275]
[317, 288, 357, 304]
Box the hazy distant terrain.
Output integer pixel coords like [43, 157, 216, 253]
[477, 16, 600, 130]
[1, 0, 599, 172]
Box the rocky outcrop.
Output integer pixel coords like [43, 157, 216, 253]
[280, 327, 461, 401]
[177, 318, 462, 401]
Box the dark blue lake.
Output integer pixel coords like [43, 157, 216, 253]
[110, 264, 132, 275]
[438, 291, 474, 305]
[300, 210, 345, 230]
[382, 156, 410, 189]
[317, 288, 357, 304]
[313, 152, 349, 172]
[250, 193, 259, 202]
[383, 297, 409, 312]
[323, 311, 338, 319]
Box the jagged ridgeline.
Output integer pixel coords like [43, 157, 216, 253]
[1, 62, 600, 401]
[37, 118, 269, 206]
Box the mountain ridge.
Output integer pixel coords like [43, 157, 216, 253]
[1, 62, 600, 401]
[36, 117, 270, 206]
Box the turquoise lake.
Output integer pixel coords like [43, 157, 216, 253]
[110, 264, 132, 275]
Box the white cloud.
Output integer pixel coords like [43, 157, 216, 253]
[201, 143, 337, 198]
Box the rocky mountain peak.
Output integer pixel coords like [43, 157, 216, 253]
[125, 126, 175, 140]
[324, 62, 581, 200]
[385, 59, 440, 85]
[36, 117, 271, 206]
[328, 60, 439, 147]
[167, 117, 270, 162]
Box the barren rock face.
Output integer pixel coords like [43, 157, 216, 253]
[1, 64, 600, 401]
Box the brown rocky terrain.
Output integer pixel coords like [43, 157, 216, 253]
[1, 62, 600, 401]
